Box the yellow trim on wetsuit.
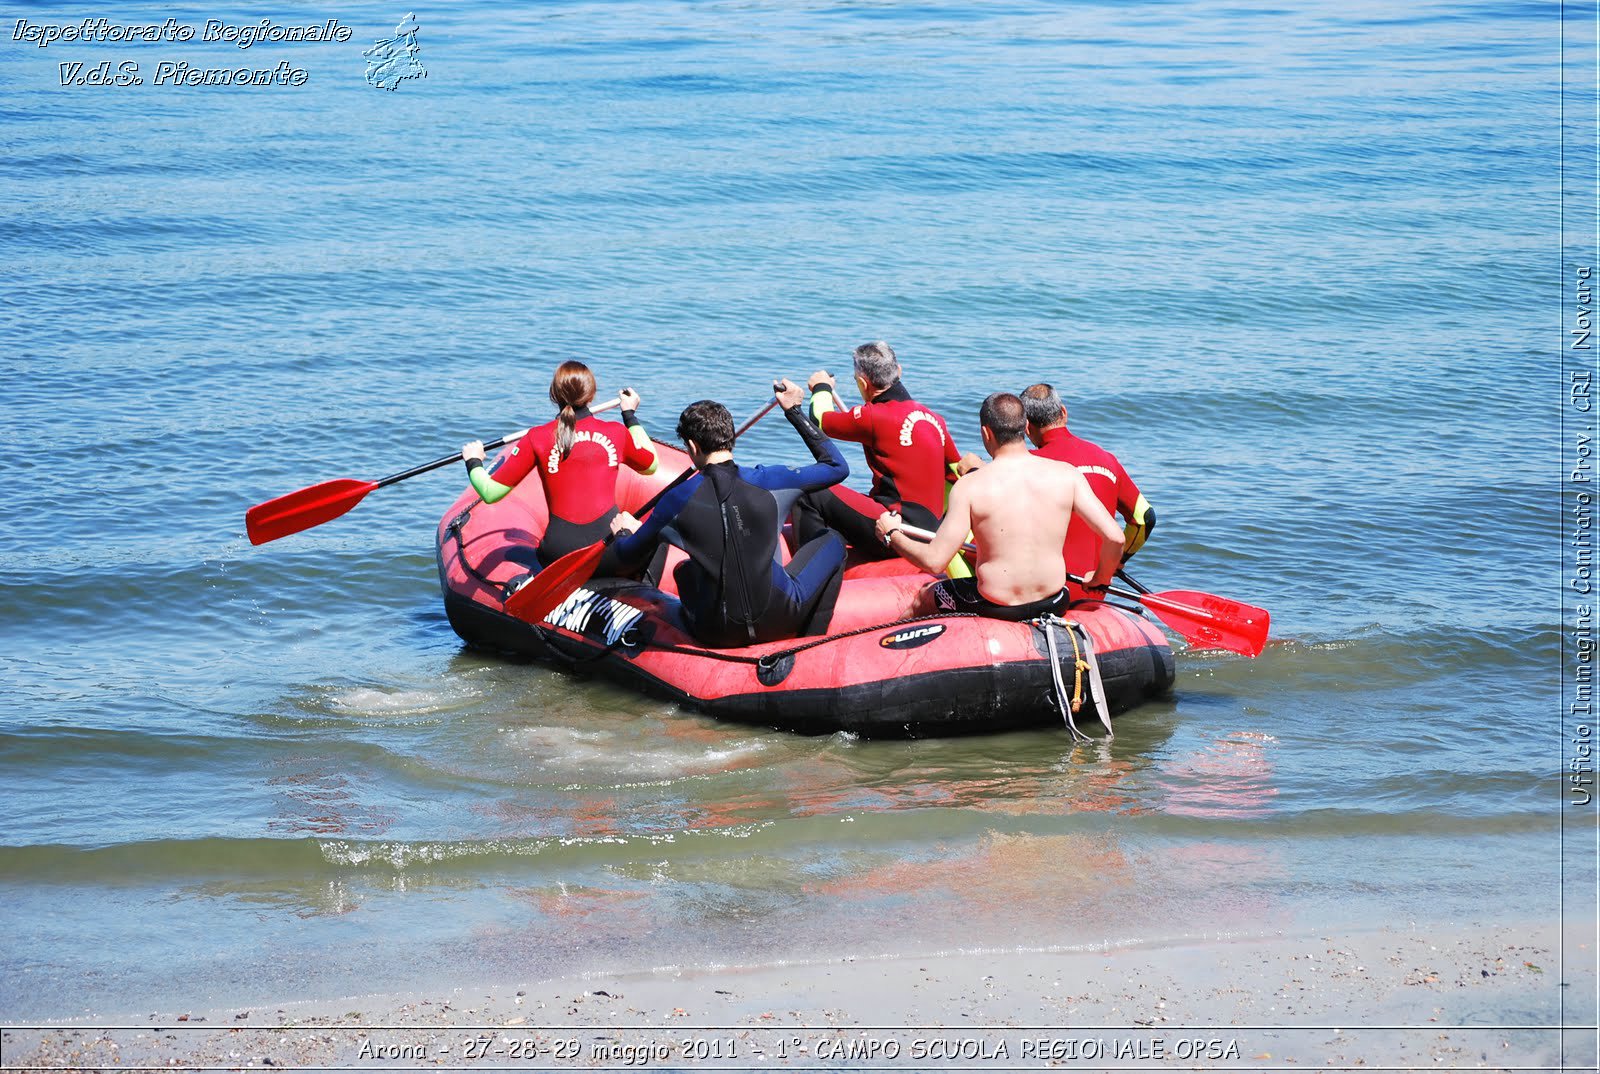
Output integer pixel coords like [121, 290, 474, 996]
[1122, 494, 1154, 559]
[628, 423, 660, 476]
[810, 388, 835, 425]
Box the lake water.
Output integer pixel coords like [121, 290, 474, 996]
[0, 0, 1582, 1023]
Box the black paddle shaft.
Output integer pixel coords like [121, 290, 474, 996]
[374, 398, 625, 490]
[375, 433, 519, 490]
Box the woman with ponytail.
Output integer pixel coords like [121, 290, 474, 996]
[460, 360, 659, 573]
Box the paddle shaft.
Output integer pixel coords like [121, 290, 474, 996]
[734, 397, 780, 439]
[897, 523, 977, 555]
[378, 397, 623, 489]
[1115, 567, 1152, 594]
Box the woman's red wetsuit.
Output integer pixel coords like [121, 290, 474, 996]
[466, 406, 658, 569]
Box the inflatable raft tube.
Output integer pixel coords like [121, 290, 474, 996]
[437, 441, 1174, 737]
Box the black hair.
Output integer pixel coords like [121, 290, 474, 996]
[676, 400, 735, 454]
[979, 392, 1027, 446]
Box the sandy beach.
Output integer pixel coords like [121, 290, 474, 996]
[5, 918, 1591, 1071]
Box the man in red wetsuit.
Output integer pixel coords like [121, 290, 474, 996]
[1019, 383, 1155, 599]
[791, 341, 971, 565]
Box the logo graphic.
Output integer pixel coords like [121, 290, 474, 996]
[879, 623, 945, 650]
[363, 12, 425, 90]
[546, 430, 618, 474]
[542, 587, 644, 646]
[898, 410, 946, 448]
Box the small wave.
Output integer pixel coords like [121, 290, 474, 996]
[330, 686, 476, 717]
[495, 723, 773, 781]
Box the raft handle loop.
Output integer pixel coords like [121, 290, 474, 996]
[444, 500, 507, 596]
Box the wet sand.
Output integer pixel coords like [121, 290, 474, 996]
[5, 918, 1591, 1071]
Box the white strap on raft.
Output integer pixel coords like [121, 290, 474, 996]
[1039, 615, 1113, 741]
[1043, 617, 1094, 742]
[1070, 618, 1114, 737]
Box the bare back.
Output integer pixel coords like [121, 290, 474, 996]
[958, 449, 1119, 604]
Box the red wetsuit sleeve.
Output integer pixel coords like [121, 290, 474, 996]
[491, 428, 540, 488]
[1110, 454, 1141, 517]
[820, 406, 870, 444]
[940, 414, 960, 474]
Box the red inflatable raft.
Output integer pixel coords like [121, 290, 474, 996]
[437, 442, 1174, 737]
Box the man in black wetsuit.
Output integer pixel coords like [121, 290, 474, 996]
[608, 380, 849, 648]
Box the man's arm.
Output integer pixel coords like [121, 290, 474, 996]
[877, 477, 974, 574]
[749, 380, 850, 491]
[810, 373, 868, 443]
[1071, 468, 1126, 587]
[807, 370, 840, 425]
[1107, 456, 1153, 558]
[610, 474, 697, 561]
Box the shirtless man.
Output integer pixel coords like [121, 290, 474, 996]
[874, 392, 1124, 621]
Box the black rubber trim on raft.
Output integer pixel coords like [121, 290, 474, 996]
[439, 584, 1175, 738]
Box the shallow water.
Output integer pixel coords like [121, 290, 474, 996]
[0, 0, 1577, 1021]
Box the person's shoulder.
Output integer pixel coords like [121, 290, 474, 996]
[521, 420, 556, 447]
[1023, 451, 1084, 486]
[1072, 432, 1119, 464]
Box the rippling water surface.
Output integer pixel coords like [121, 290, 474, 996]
[0, 0, 1560, 1019]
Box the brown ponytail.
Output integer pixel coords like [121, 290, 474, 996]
[549, 361, 597, 458]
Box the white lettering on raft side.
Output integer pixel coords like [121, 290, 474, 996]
[547, 430, 619, 473]
[898, 410, 946, 448]
[542, 588, 643, 644]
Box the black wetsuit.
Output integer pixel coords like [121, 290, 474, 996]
[611, 407, 850, 648]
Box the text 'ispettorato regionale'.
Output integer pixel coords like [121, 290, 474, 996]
[13, 17, 355, 87]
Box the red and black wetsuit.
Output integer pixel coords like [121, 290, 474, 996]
[1032, 425, 1152, 596]
[794, 380, 960, 557]
[466, 406, 658, 572]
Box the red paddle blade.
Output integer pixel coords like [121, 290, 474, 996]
[1140, 589, 1270, 658]
[503, 539, 608, 624]
[245, 478, 378, 545]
